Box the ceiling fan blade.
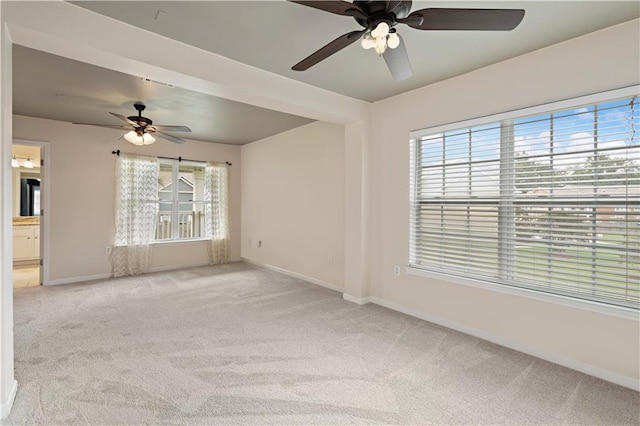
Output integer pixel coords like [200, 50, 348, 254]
[293, 30, 366, 71]
[72, 123, 132, 131]
[289, 1, 367, 20]
[387, 1, 404, 11]
[154, 131, 186, 144]
[398, 8, 525, 31]
[109, 112, 138, 126]
[387, 1, 412, 19]
[383, 35, 412, 81]
[150, 125, 192, 133]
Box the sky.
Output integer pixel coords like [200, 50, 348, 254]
[417, 96, 639, 197]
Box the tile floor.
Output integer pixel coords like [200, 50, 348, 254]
[13, 265, 40, 288]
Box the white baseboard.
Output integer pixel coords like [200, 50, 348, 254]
[46, 273, 111, 286]
[368, 296, 639, 392]
[1, 379, 17, 419]
[149, 262, 209, 273]
[149, 259, 243, 273]
[45, 260, 244, 286]
[342, 293, 371, 305]
[241, 258, 343, 293]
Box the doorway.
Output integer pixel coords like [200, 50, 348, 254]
[12, 141, 47, 288]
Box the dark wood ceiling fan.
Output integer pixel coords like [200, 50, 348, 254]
[73, 102, 192, 145]
[290, 1, 525, 81]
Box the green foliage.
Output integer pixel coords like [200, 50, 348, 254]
[566, 153, 640, 185]
[515, 152, 640, 192]
[514, 153, 565, 192]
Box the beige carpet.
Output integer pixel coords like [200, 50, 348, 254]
[5, 262, 639, 425]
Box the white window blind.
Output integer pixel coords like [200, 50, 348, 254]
[410, 92, 639, 309]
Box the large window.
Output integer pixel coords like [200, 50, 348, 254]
[157, 160, 208, 241]
[410, 89, 639, 309]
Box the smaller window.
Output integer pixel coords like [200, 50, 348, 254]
[156, 160, 208, 242]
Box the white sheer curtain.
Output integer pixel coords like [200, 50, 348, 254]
[111, 154, 160, 277]
[204, 163, 229, 264]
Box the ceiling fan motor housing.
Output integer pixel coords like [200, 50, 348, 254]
[128, 102, 153, 127]
[353, 1, 411, 28]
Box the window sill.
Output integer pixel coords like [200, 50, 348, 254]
[405, 266, 639, 321]
[152, 238, 210, 246]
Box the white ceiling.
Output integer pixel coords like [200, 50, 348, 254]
[11, 1, 640, 145]
[12, 145, 41, 167]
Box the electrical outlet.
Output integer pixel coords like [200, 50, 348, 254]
[327, 253, 333, 262]
[105, 246, 112, 255]
[394, 265, 401, 276]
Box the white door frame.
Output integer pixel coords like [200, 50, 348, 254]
[13, 139, 50, 286]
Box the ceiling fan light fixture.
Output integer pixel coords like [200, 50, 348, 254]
[374, 36, 387, 55]
[362, 25, 398, 56]
[125, 130, 156, 146]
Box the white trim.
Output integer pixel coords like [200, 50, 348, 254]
[368, 296, 639, 391]
[241, 258, 344, 293]
[44, 260, 244, 286]
[406, 267, 640, 321]
[46, 273, 111, 286]
[410, 85, 639, 138]
[13, 138, 50, 286]
[0, 379, 17, 419]
[149, 259, 244, 273]
[148, 262, 210, 273]
[152, 238, 211, 246]
[342, 293, 371, 305]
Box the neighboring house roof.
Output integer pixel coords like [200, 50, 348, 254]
[159, 175, 194, 192]
[524, 186, 633, 197]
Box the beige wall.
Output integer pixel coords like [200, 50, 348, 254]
[367, 19, 640, 384]
[241, 121, 345, 289]
[13, 115, 241, 283]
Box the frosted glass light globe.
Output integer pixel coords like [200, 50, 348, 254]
[387, 33, 400, 49]
[361, 37, 376, 50]
[142, 133, 156, 145]
[124, 130, 143, 145]
[371, 22, 390, 38]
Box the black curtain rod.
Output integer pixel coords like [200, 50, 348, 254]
[111, 150, 232, 166]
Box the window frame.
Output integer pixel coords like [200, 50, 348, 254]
[155, 158, 210, 244]
[408, 85, 639, 318]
